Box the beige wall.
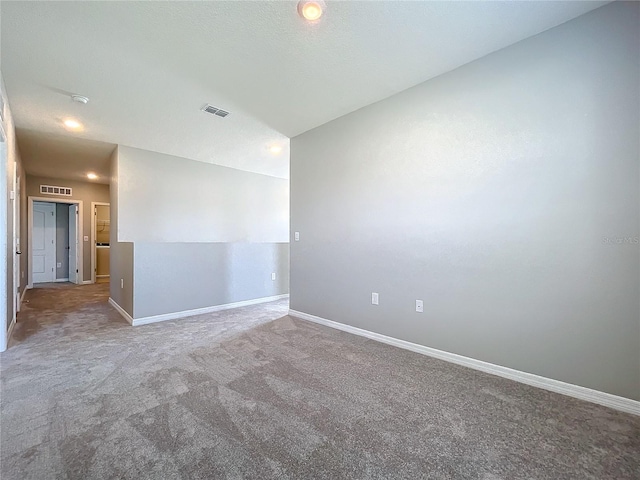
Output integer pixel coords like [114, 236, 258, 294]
[26, 175, 109, 282]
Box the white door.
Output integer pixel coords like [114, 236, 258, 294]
[32, 202, 56, 283]
[69, 204, 78, 284]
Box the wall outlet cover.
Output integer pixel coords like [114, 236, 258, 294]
[416, 300, 424, 313]
[372, 292, 379, 305]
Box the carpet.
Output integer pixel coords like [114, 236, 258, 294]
[1, 283, 638, 479]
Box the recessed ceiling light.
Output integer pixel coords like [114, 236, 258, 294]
[269, 145, 283, 155]
[87, 173, 98, 180]
[298, 0, 325, 22]
[63, 119, 83, 130]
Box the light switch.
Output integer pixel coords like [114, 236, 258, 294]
[416, 300, 424, 313]
[271, 272, 276, 281]
[371, 292, 379, 305]
[84, 236, 89, 242]
[294, 232, 300, 241]
[57, 262, 62, 268]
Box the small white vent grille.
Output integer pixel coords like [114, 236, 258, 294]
[40, 185, 72, 196]
[202, 104, 230, 118]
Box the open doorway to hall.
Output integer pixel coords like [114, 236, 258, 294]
[31, 200, 80, 285]
[92, 202, 110, 284]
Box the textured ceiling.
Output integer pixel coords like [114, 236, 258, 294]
[1, 1, 609, 180]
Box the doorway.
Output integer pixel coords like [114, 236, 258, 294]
[28, 197, 83, 287]
[91, 202, 110, 284]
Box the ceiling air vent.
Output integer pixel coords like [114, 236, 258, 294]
[40, 185, 72, 196]
[202, 104, 230, 118]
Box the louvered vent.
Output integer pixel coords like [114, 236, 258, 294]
[40, 185, 72, 196]
[202, 104, 230, 118]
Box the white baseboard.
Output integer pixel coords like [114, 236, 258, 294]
[82, 280, 93, 285]
[108, 298, 133, 325]
[55, 278, 69, 283]
[110, 294, 289, 327]
[288, 309, 640, 416]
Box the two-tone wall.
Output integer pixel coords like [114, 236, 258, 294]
[290, 2, 640, 401]
[110, 146, 289, 321]
[25, 175, 110, 282]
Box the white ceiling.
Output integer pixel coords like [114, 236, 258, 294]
[1, 1, 609, 180]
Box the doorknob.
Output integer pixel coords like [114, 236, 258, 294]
[16, 251, 21, 255]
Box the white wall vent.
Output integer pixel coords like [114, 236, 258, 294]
[40, 185, 72, 196]
[202, 104, 230, 118]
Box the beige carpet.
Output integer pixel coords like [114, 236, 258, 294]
[1, 283, 639, 479]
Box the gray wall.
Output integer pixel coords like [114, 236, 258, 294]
[55, 203, 69, 280]
[134, 242, 289, 318]
[112, 146, 290, 319]
[290, 2, 640, 400]
[117, 145, 288, 243]
[109, 147, 134, 317]
[26, 175, 110, 282]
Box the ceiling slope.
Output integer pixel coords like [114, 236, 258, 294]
[1, 1, 609, 179]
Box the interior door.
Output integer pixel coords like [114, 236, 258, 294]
[32, 202, 56, 283]
[68, 204, 78, 284]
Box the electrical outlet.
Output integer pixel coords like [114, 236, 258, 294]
[57, 262, 62, 268]
[294, 232, 300, 241]
[416, 300, 424, 313]
[271, 272, 276, 281]
[371, 292, 379, 305]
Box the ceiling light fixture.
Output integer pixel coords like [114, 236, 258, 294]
[269, 145, 283, 155]
[71, 94, 89, 104]
[87, 173, 98, 180]
[63, 119, 83, 130]
[298, 0, 325, 22]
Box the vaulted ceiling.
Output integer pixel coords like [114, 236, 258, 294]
[1, 1, 609, 180]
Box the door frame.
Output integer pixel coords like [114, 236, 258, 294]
[14, 174, 21, 314]
[28, 196, 84, 288]
[32, 201, 57, 284]
[91, 202, 110, 284]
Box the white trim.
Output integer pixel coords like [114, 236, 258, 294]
[54, 278, 69, 283]
[19, 286, 28, 307]
[109, 298, 133, 325]
[82, 280, 93, 285]
[28, 196, 83, 287]
[288, 309, 640, 416]
[90, 202, 110, 283]
[111, 294, 289, 327]
[6, 317, 16, 347]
